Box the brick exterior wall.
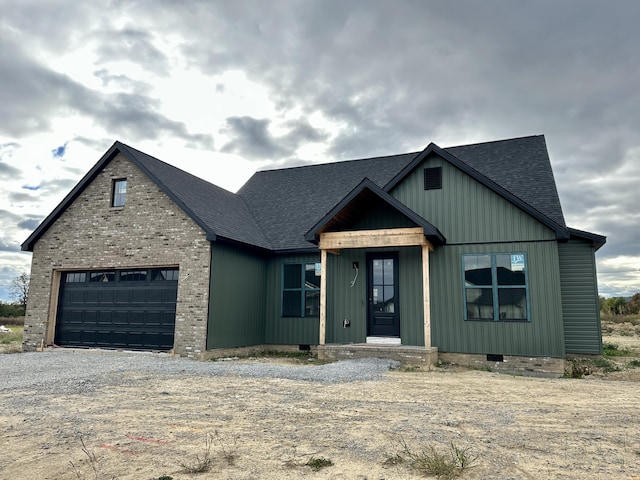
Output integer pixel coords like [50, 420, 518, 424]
[24, 153, 211, 357]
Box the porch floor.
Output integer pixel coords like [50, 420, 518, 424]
[318, 343, 438, 369]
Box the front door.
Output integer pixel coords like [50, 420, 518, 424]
[367, 253, 400, 337]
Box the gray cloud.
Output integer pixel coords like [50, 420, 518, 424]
[221, 116, 291, 160]
[0, 162, 21, 178]
[0, 237, 20, 252]
[1, 0, 639, 296]
[17, 218, 42, 232]
[93, 27, 170, 76]
[0, 36, 213, 149]
[221, 116, 329, 161]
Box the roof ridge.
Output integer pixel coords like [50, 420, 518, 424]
[253, 151, 420, 175]
[444, 134, 544, 150]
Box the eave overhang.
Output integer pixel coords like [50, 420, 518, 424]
[567, 227, 607, 251]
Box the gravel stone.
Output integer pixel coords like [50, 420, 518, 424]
[0, 350, 399, 395]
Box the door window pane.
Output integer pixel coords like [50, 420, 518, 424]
[383, 259, 394, 285]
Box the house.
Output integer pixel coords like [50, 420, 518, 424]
[21, 135, 606, 375]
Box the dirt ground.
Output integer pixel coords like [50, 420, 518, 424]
[1, 323, 640, 480]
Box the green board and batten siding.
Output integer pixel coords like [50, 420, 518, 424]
[207, 243, 267, 349]
[264, 253, 321, 345]
[390, 154, 565, 357]
[430, 242, 565, 357]
[207, 153, 588, 358]
[390, 156, 556, 243]
[559, 240, 603, 354]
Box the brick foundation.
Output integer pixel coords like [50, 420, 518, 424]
[438, 352, 565, 377]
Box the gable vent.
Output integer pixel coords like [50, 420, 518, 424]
[424, 167, 442, 190]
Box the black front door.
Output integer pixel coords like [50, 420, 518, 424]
[367, 253, 400, 337]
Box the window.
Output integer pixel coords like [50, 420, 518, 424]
[65, 272, 86, 283]
[152, 269, 179, 281]
[424, 167, 442, 190]
[90, 271, 115, 282]
[463, 253, 529, 322]
[112, 179, 127, 207]
[282, 263, 321, 317]
[120, 270, 147, 282]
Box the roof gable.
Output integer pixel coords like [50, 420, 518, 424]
[22, 141, 271, 252]
[384, 139, 570, 240]
[304, 178, 445, 246]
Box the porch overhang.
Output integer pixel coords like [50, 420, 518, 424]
[318, 227, 434, 250]
[317, 227, 435, 350]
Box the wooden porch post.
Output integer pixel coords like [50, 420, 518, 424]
[422, 243, 431, 348]
[319, 248, 327, 345]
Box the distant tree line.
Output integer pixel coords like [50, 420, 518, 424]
[0, 301, 24, 317]
[600, 293, 640, 315]
[1, 272, 30, 317]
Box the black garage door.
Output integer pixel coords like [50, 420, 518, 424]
[55, 268, 179, 351]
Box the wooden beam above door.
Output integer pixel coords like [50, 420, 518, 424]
[318, 227, 433, 250]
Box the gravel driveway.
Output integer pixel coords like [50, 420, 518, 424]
[2, 349, 640, 480]
[0, 350, 398, 394]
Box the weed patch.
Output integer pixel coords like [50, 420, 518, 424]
[179, 431, 238, 474]
[305, 456, 334, 471]
[387, 437, 477, 479]
[180, 433, 214, 473]
[604, 343, 632, 357]
[69, 436, 103, 480]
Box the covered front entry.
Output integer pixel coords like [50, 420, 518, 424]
[317, 227, 434, 347]
[367, 253, 400, 337]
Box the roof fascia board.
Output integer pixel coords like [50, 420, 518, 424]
[567, 227, 607, 250]
[304, 177, 445, 245]
[384, 143, 570, 240]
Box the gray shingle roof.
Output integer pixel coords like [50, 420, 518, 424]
[238, 135, 568, 251]
[23, 135, 578, 254]
[118, 143, 271, 250]
[237, 152, 418, 251]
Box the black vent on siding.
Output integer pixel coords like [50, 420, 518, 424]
[424, 167, 442, 190]
[487, 354, 504, 362]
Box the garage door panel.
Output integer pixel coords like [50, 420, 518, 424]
[55, 268, 178, 351]
[115, 290, 130, 303]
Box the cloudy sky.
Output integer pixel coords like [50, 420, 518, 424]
[1, 0, 639, 301]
